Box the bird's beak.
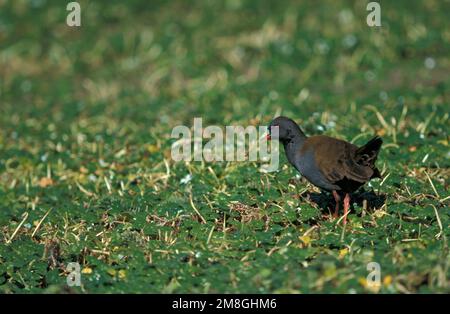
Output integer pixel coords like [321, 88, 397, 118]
[266, 133, 271, 141]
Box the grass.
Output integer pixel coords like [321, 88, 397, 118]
[0, 0, 449, 293]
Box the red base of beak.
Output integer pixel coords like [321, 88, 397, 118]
[266, 134, 271, 140]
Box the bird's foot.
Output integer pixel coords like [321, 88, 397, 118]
[343, 193, 350, 225]
[332, 190, 340, 219]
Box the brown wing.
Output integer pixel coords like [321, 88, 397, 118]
[307, 136, 374, 184]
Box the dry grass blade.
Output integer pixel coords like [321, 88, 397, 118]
[76, 180, 95, 196]
[32, 208, 53, 238]
[7, 212, 29, 244]
[431, 205, 444, 241]
[424, 170, 440, 198]
[206, 225, 215, 245]
[189, 193, 207, 224]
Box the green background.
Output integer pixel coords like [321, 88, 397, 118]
[0, 0, 449, 293]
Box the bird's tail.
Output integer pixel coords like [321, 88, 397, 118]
[355, 136, 383, 168]
[356, 136, 383, 156]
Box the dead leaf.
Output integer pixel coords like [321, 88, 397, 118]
[39, 177, 54, 188]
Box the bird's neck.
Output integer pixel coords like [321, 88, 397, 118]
[283, 135, 306, 165]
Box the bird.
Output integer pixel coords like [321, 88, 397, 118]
[267, 116, 383, 224]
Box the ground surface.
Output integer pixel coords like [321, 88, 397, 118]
[0, 0, 449, 293]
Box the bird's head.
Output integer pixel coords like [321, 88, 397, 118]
[267, 116, 304, 144]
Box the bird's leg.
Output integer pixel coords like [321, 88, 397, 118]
[332, 190, 340, 218]
[343, 193, 350, 225]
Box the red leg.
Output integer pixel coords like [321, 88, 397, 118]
[332, 190, 340, 218]
[343, 193, 350, 225]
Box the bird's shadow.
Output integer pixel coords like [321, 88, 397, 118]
[300, 189, 386, 215]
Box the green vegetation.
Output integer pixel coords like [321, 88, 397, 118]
[0, 0, 449, 293]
